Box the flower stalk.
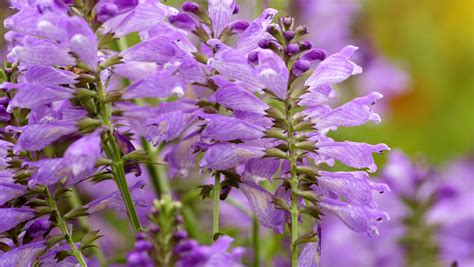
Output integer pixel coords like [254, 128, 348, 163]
[96, 74, 142, 231]
[285, 92, 300, 267]
[67, 188, 107, 266]
[213, 172, 221, 237]
[45, 188, 88, 267]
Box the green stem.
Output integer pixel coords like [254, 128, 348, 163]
[140, 138, 170, 198]
[212, 172, 221, 237]
[96, 74, 142, 232]
[68, 189, 107, 266]
[45, 188, 88, 267]
[252, 216, 260, 267]
[286, 96, 299, 267]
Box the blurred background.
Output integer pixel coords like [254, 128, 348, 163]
[0, 0, 472, 266]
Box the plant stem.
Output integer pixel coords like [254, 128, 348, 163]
[67, 188, 107, 266]
[140, 138, 170, 198]
[212, 172, 221, 237]
[96, 74, 142, 232]
[286, 96, 299, 266]
[252, 216, 260, 267]
[45, 188, 88, 267]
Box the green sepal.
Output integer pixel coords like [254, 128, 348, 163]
[291, 231, 318, 249]
[46, 235, 66, 248]
[265, 148, 289, 160]
[294, 121, 315, 132]
[81, 230, 103, 246]
[197, 184, 214, 200]
[64, 206, 89, 220]
[299, 206, 323, 220]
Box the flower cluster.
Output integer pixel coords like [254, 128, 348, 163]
[127, 196, 244, 267]
[138, 1, 392, 265]
[320, 150, 474, 267]
[0, 0, 394, 266]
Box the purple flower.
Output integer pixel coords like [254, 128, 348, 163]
[208, 0, 236, 37]
[234, 8, 277, 54]
[197, 112, 265, 141]
[11, 103, 85, 153]
[0, 182, 26, 205]
[102, 0, 177, 37]
[85, 181, 148, 214]
[317, 141, 390, 173]
[317, 171, 389, 205]
[123, 69, 185, 99]
[254, 50, 289, 100]
[63, 132, 102, 180]
[177, 236, 244, 267]
[212, 82, 269, 115]
[0, 242, 45, 267]
[319, 198, 390, 237]
[239, 181, 286, 233]
[200, 143, 265, 171]
[305, 45, 362, 89]
[0, 207, 36, 232]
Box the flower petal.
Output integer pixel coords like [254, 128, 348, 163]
[318, 171, 390, 204]
[318, 141, 390, 172]
[198, 113, 265, 141]
[208, 0, 236, 37]
[0, 208, 36, 232]
[239, 181, 285, 233]
[319, 198, 390, 237]
[213, 84, 268, 114]
[305, 45, 362, 88]
[312, 92, 383, 130]
[0, 242, 45, 267]
[200, 143, 265, 170]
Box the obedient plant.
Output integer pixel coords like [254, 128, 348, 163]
[0, 0, 393, 266]
[158, 1, 390, 266]
[320, 150, 474, 267]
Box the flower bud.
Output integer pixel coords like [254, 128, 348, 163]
[247, 51, 259, 64]
[96, 3, 118, 22]
[229, 20, 249, 33]
[285, 43, 299, 56]
[233, 4, 240, 14]
[292, 59, 311, 76]
[295, 25, 308, 37]
[174, 230, 188, 241]
[175, 240, 198, 253]
[127, 251, 152, 265]
[150, 225, 160, 234]
[176, 215, 184, 224]
[258, 39, 271, 49]
[284, 30, 295, 40]
[169, 13, 197, 30]
[135, 240, 154, 252]
[182, 2, 200, 13]
[299, 40, 313, 51]
[280, 16, 294, 30]
[302, 49, 327, 62]
[135, 232, 148, 240]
